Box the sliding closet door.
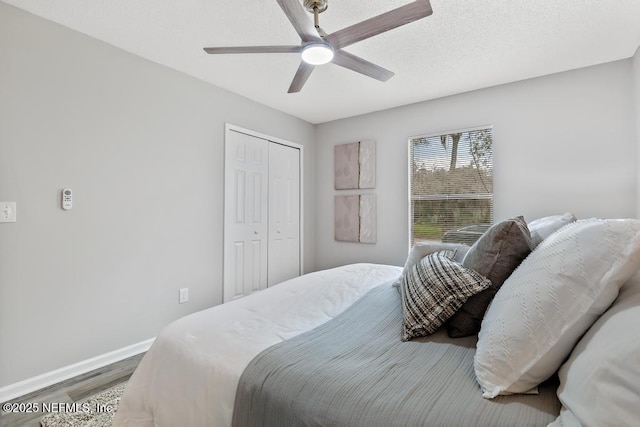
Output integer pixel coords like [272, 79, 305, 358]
[268, 142, 301, 286]
[223, 130, 269, 302]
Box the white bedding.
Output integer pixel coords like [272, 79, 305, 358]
[113, 263, 402, 427]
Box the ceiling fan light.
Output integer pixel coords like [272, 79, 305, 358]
[301, 43, 334, 65]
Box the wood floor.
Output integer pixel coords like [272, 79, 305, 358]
[0, 353, 144, 427]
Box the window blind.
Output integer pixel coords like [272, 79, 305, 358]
[409, 126, 493, 247]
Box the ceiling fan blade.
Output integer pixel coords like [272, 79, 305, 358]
[276, 0, 322, 42]
[332, 50, 394, 82]
[288, 61, 316, 93]
[204, 45, 301, 54]
[325, 0, 432, 49]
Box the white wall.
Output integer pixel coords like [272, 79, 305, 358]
[633, 46, 640, 217]
[315, 60, 636, 270]
[0, 3, 315, 389]
[2, 1, 638, 394]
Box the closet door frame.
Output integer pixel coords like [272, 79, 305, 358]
[223, 123, 304, 300]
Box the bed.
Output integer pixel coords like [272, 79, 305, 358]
[114, 216, 640, 427]
[114, 263, 404, 426]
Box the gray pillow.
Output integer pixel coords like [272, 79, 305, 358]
[392, 242, 470, 289]
[400, 251, 491, 341]
[446, 216, 533, 338]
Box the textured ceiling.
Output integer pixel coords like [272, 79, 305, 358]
[4, 0, 640, 124]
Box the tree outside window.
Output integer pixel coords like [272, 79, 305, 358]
[409, 126, 493, 247]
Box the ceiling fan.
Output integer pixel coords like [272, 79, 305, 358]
[203, 0, 433, 93]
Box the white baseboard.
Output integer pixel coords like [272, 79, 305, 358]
[0, 337, 155, 403]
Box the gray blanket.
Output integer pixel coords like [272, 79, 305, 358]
[232, 284, 560, 426]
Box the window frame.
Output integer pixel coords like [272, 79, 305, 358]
[407, 124, 494, 249]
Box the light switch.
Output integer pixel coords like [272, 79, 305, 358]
[179, 288, 189, 304]
[0, 202, 16, 222]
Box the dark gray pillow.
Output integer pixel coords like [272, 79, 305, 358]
[400, 251, 491, 342]
[446, 216, 533, 338]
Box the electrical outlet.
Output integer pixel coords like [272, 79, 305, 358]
[179, 288, 189, 304]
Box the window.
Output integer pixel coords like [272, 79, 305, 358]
[409, 126, 493, 247]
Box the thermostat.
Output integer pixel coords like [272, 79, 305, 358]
[62, 189, 72, 210]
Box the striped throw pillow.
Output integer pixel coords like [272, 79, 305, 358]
[401, 251, 491, 341]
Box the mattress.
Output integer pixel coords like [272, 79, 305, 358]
[233, 284, 561, 426]
[113, 263, 403, 427]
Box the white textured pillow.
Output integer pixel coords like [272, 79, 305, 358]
[527, 212, 576, 247]
[550, 273, 640, 427]
[474, 219, 640, 398]
[391, 242, 470, 288]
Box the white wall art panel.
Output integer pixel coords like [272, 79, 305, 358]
[334, 142, 360, 190]
[359, 140, 376, 189]
[359, 194, 377, 244]
[334, 140, 376, 190]
[334, 194, 377, 244]
[334, 195, 360, 242]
